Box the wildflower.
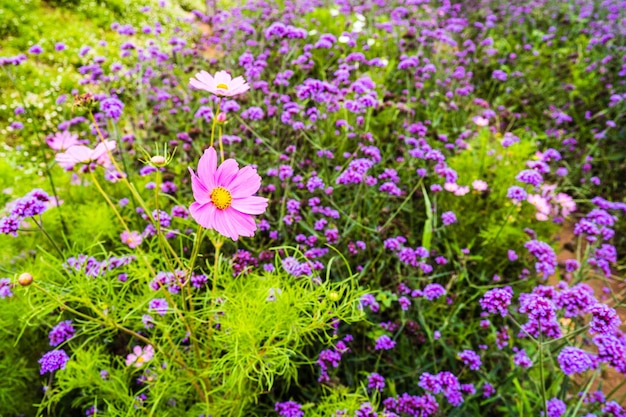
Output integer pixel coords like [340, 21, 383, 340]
[100, 97, 124, 120]
[55, 140, 116, 170]
[148, 298, 168, 316]
[374, 335, 396, 350]
[120, 230, 143, 248]
[188, 147, 268, 240]
[507, 186, 527, 202]
[39, 349, 70, 374]
[423, 283, 446, 301]
[458, 349, 481, 370]
[275, 401, 304, 417]
[558, 347, 595, 375]
[367, 372, 385, 392]
[441, 211, 457, 225]
[47, 131, 80, 151]
[126, 345, 154, 367]
[588, 303, 621, 336]
[49, 320, 75, 346]
[0, 278, 13, 299]
[0, 215, 20, 237]
[545, 398, 566, 417]
[513, 348, 533, 368]
[189, 70, 250, 97]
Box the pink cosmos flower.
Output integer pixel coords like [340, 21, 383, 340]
[125, 345, 154, 367]
[47, 131, 80, 151]
[120, 230, 143, 248]
[188, 147, 268, 241]
[189, 70, 250, 97]
[55, 140, 116, 170]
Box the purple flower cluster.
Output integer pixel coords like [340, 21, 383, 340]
[39, 349, 70, 374]
[479, 287, 513, 316]
[49, 320, 75, 346]
[274, 401, 303, 417]
[524, 240, 557, 278]
[419, 371, 464, 406]
[0, 189, 50, 237]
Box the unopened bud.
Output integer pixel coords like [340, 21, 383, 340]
[18, 272, 33, 286]
[329, 291, 340, 301]
[150, 155, 167, 166]
[216, 112, 227, 123]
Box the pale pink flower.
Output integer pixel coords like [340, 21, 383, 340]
[47, 131, 80, 151]
[125, 345, 154, 367]
[472, 116, 489, 127]
[472, 179, 488, 191]
[527, 194, 551, 221]
[55, 140, 116, 170]
[454, 186, 470, 196]
[444, 182, 459, 193]
[120, 230, 143, 248]
[188, 147, 268, 240]
[189, 70, 250, 97]
[555, 193, 576, 217]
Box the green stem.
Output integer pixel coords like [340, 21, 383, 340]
[539, 332, 548, 417]
[31, 217, 64, 258]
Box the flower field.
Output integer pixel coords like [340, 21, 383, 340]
[1, 0, 625, 416]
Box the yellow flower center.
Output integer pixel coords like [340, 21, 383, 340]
[216, 83, 229, 90]
[210, 187, 232, 210]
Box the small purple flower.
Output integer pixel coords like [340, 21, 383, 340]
[441, 211, 457, 226]
[275, 400, 304, 417]
[29, 44, 43, 54]
[423, 283, 446, 301]
[49, 320, 75, 346]
[148, 298, 168, 316]
[0, 215, 21, 237]
[492, 69, 508, 81]
[545, 398, 566, 417]
[513, 348, 533, 368]
[100, 97, 124, 121]
[375, 335, 396, 350]
[458, 349, 482, 370]
[0, 278, 13, 299]
[588, 303, 621, 336]
[558, 346, 595, 375]
[479, 287, 513, 316]
[507, 186, 528, 202]
[367, 372, 385, 392]
[39, 349, 70, 374]
[516, 170, 543, 186]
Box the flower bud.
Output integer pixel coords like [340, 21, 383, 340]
[329, 291, 340, 301]
[150, 155, 167, 166]
[216, 112, 227, 123]
[18, 272, 33, 286]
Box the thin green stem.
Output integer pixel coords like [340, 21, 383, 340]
[539, 332, 548, 417]
[31, 217, 64, 258]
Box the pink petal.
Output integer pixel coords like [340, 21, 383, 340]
[190, 70, 216, 91]
[229, 166, 261, 198]
[190, 201, 217, 229]
[215, 158, 239, 187]
[189, 168, 211, 204]
[212, 208, 237, 240]
[226, 209, 257, 238]
[197, 147, 217, 190]
[230, 196, 268, 215]
[92, 140, 116, 161]
[214, 70, 232, 85]
[189, 78, 213, 92]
